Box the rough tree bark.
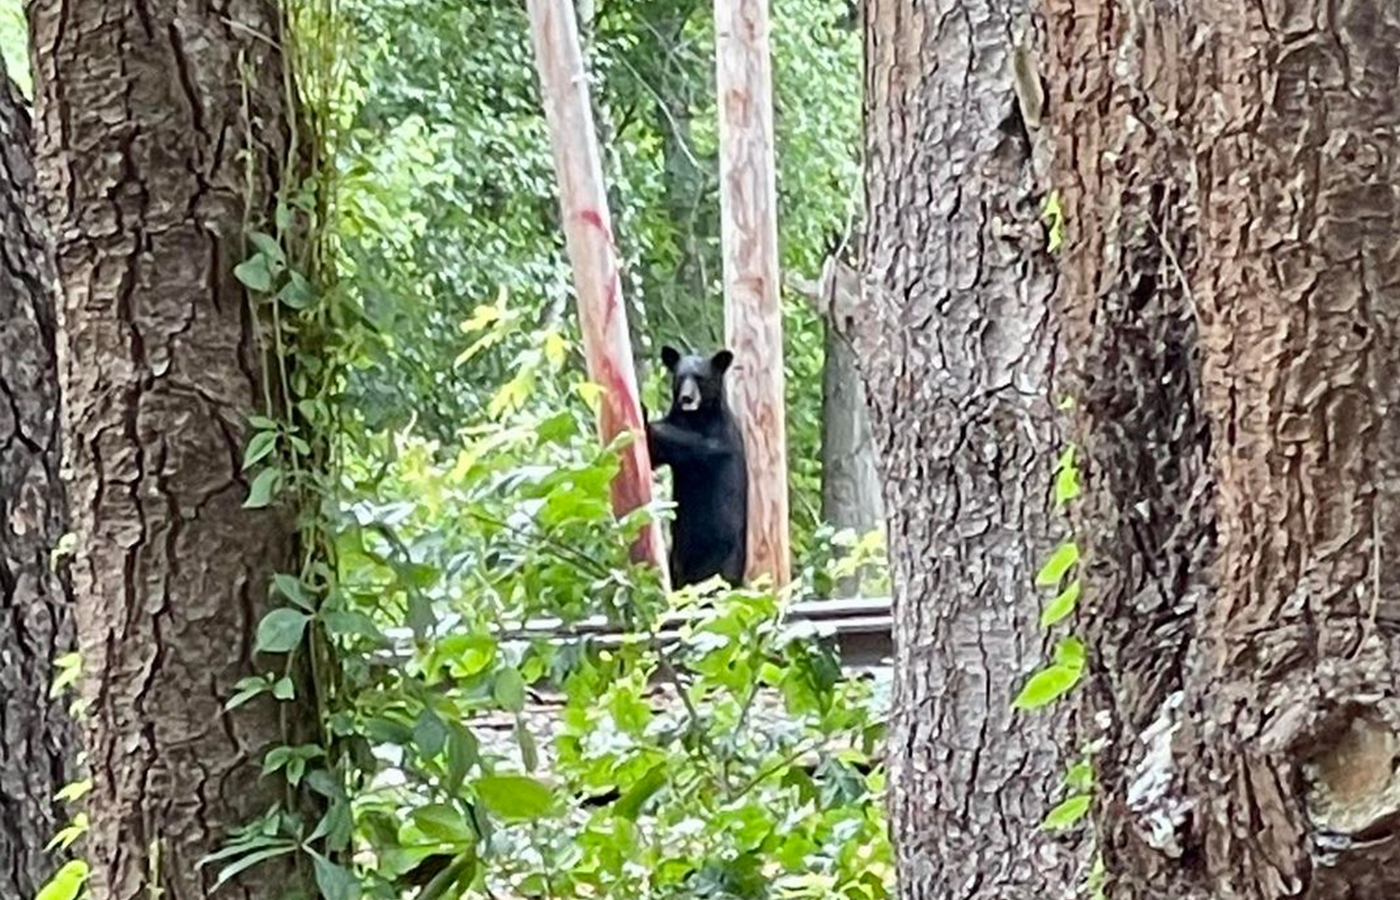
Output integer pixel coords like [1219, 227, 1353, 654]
[30, 3, 315, 898]
[860, 1, 1077, 897]
[0, 72, 76, 900]
[1044, 1, 1400, 897]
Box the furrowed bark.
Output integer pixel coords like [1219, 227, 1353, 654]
[0, 71, 76, 900]
[861, 1, 1077, 896]
[30, 3, 315, 897]
[526, 0, 669, 582]
[1043, 0, 1400, 896]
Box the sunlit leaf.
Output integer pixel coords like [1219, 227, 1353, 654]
[1035, 541, 1079, 587]
[475, 775, 556, 821]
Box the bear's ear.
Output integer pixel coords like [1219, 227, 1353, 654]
[711, 349, 734, 374]
[661, 345, 681, 372]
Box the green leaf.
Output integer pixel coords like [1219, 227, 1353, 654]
[1054, 446, 1081, 507]
[1012, 663, 1083, 710]
[255, 608, 309, 654]
[310, 852, 361, 900]
[445, 723, 479, 795]
[278, 270, 316, 309]
[49, 652, 81, 699]
[45, 813, 88, 851]
[414, 708, 448, 758]
[310, 798, 354, 852]
[615, 764, 667, 819]
[1055, 636, 1087, 669]
[322, 610, 385, 644]
[54, 778, 92, 803]
[1040, 578, 1082, 628]
[234, 254, 274, 293]
[272, 573, 314, 611]
[1042, 793, 1092, 831]
[211, 844, 295, 891]
[248, 231, 285, 267]
[248, 415, 278, 431]
[493, 668, 526, 712]
[475, 775, 556, 822]
[242, 430, 278, 470]
[1042, 189, 1066, 253]
[515, 719, 539, 772]
[1065, 760, 1095, 793]
[36, 859, 89, 900]
[411, 803, 474, 844]
[225, 676, 269, 711]
[272, 677, 295, 700]
[243, 467, 281, 509]
[1035, 541, 1080, 588]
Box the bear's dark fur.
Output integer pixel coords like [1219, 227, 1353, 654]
[646, 345, 748, 588]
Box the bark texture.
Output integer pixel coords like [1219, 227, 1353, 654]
[30, 4, 313, 898]
[792, 253, 884, 596]
[715, 0, 792, 587]
[1044, 0, 1400, 897]
[0, 72, 76, 900]
[527, 0, 669, 578]
[861, 1, 1077, 896]
[814, 256, 883, 549]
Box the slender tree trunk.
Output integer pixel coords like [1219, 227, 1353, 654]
[813, 257, 882, 546]
[715, 0, 791, 587]
[527, 0, 669, 580]
[0, 71, 75, 900]
[1044, 1, 1400, 897]
[29, 4, 314, 898]
[860, 1, 1077, 896]
[791, 253, 884, 596]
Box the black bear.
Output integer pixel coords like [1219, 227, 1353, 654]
[646, 345, 748, 588]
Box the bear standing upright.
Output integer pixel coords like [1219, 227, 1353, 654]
[646, 345, 748, 588]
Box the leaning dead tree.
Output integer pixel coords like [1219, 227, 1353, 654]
[526, 0, 668, 582]
[715, 0, 791, 587]
[788, 252, 885, 597]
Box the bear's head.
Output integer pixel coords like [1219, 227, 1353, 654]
[661, 345, 734, 415]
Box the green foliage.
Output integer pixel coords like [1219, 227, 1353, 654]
[331, 0, 862, 558]
[35, 861, 88, 900]
[1015, 426, 1099, 877]
[0, 0, 27, 96]
[1042, 190, 1066, 254]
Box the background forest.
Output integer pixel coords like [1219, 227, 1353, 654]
[9, 0, 1393, 899]
[3, 2, 897, 900]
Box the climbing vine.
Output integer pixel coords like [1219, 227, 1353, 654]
[204, 3, 892, 900]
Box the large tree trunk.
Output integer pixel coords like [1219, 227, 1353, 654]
[860, 1, 1077, 897]
[0, 72, 75, 900]
[30, 4, 314, 898]
[1044, 1, 1400, 897]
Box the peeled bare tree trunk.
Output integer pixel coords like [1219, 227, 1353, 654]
[528, 0, 669, 580]
[30, 4, 315, 898]
[1044, 1, 1400, 897]
[715, 0, 792, 587]
[861, 1, 1077, 896]
[0, 72, 75, 900]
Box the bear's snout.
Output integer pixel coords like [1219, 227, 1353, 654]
[677, 377, 701, 411]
